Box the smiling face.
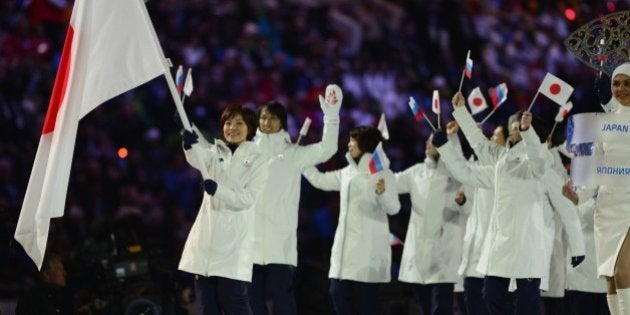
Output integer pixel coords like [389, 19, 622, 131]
[612, 73, 630, 107]
[223, 114, 249, 144]
[258, 108, 282, 134]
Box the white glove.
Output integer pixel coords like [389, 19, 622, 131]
[319, 84, 342, 122]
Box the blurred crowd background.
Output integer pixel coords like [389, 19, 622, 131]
[1, 0, 627, 314]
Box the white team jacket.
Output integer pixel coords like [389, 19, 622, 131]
[179, 140, 268, 282]
[395, 157, 464, 284]
[252, 116, 338, 266]
[303, 152, 400, 282]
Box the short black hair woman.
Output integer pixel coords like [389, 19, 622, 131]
[302, 125, 400, 315]
[178, 104, 268, 315]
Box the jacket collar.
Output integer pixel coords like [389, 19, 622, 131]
[345, 152, 372, 173]
[255, 129, 291, 155]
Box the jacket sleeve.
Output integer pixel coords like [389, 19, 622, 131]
[437, 142, 494, 189]
[452, 106, 503, 164]
[520, 127, 548, 178]
[212, 155, 269, 209]
[183, 145, 217, 174]
[375, 170, 401, 215]
[545, 171, 586, 257]
[302, 165, 342, 191]
[294, 116, 340, 168]
[394, 163, 423, 194]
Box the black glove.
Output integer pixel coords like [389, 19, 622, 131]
[594, 75, 612, 105]
[202, 179, 218, 195]
[431, 130, 448, 148]
[182, 130, 199, 150]
[571, 255, 585, 268]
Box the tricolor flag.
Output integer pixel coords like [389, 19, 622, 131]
[368, 142, 389, 174]
[555, 101, 573, 122]
[432, 90, 440, 114]
[467, 87, 488, 115]
[488, 83, 508, 108]
[465, 50, 473, 79]
[183, 68, 193, 97]
[408, 97, 424, 121]
[538, 73, 574, 106]
[377, 113, 389, 140]
[14, 0, 167, 269]
[390, 233, 404, 246]
[175, 65, 184, 94]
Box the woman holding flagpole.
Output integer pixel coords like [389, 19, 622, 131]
[564, 62, 630, 315]
[249, 84, 342, 315]
[302, 126, 400, 315]
[178, 104, 268, 315]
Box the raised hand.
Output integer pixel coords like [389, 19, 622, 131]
[446, 121, 459, 135]
[451, 92, 466, 108]
[319, 84, 343, 117]
[562, 180, 579, 206]
[182, 129, 199, 150]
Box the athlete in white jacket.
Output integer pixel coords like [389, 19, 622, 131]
[395, 130, 465, 315]
[303, 126, 400, 315]
[563, 62, 630, 315]
[179, 104, 268, 315]
[249, 85, 341, 315]
[434, 94, 548, 315]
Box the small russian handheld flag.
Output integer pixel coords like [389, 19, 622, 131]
[183, 68, 193, 97]
[488, 83, 508, 108]
[408, 97, 424, 121]
[465, 50, 473, 79]
[368, 142, 388, 174]
[175, 65, 185, 94]
[390, 233, 404, 246]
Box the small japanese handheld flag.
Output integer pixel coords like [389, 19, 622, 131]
[538, 73, 574, 106]
[488, 83, 508, 108]
[183, 68, 193, 97]
[299, 117, 312, 136]
[368, 142, 389, 174]
[432, 90, 440, 114]
[408, 97, 424, 121]
[465, 51, 473, 79]
[467, 87, 488, 115]
[555, 101, 573, 122]
[377, 113, 389, 140]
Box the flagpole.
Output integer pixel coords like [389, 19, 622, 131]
[480, 107, 497, 125]
[163, 68, 210, 180]
[598, 38, 605, 78]
[458, 69, 466, 92]
[527, 91, 539, 112]
[423, 115, 437, 131]
[437, 112, 441, 130]
[547, 121, 559, 141]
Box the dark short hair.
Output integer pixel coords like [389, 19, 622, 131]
[508, 110, 549, 143]
[349, 126, 383, 153]
[220, 104, 258, 140]
[258, 101, 288, 130]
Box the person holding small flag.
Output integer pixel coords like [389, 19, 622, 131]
[249, 84, 342, 315]
[563, 62, 630, 315]
[432, 92, 549, 315]
[178, 104, 268, 315]
[394, 122, 466, 315]
[302, 126, 400, 315]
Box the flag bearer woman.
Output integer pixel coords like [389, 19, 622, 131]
[178, 104, 268, 315]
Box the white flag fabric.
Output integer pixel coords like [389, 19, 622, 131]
[467, 87, 488, 115]
[377, 113, 389, 140]
[15, 0, 166, 269]
[432, 90, 440, 114]
[299, 117, 312, 136]
[538, 73, 574, 106]
[183, 68, 193, 97]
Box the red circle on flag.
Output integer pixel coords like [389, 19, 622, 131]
[549, 83, 561, 95]
[473, 97, 483, 106]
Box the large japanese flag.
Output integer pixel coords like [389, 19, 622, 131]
[538, 73, 574, 105]
[15, 0, 167, 269]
